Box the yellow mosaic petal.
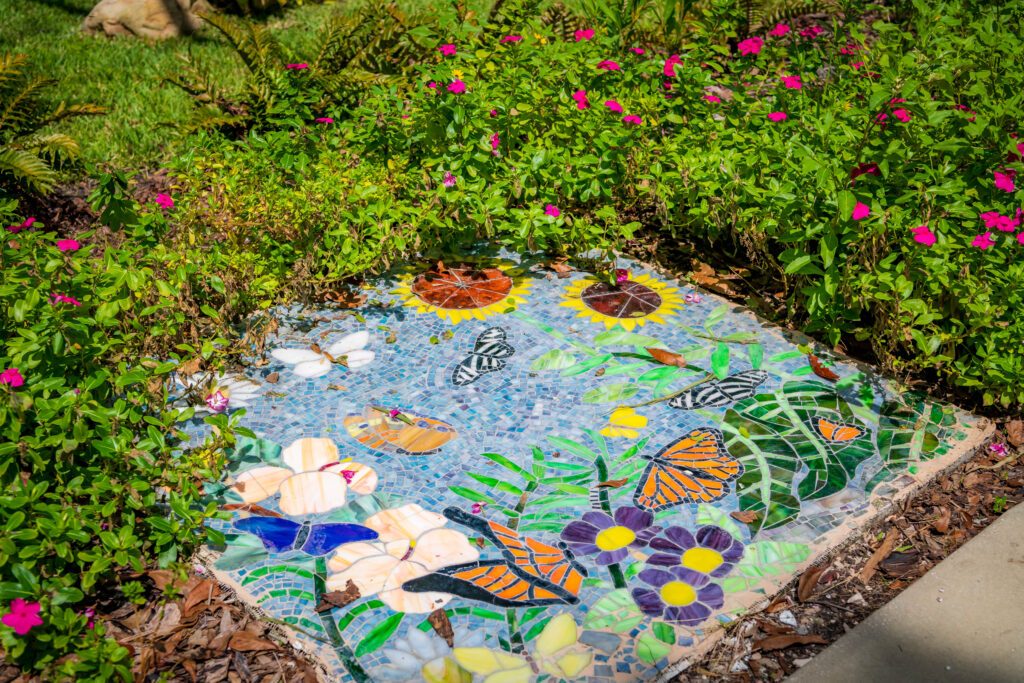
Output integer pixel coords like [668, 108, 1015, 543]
[535, 612, 578, 656]
[555, 652, 592, 677]
[599, 425, 638, 438]
[610, 407, 647, 428]
[453, 648, 528, 676]
[423, 656, 473, 683]
[277, 471, 346, 515]
[281, 437, 340, 473]
[484, 670, 532, 683]
[364, 504, 446, 542]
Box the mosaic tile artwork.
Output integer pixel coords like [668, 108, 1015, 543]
[180, 253, 988, 682]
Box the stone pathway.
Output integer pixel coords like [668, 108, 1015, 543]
[179, 253, 989, 682]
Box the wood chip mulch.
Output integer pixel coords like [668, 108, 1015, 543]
[674, 419, 1024, 682]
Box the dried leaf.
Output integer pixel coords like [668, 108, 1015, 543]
[797, 565, 826, 602]
[861, 528, 899, 583]
[595, 367, 605, 377]
[597, 478, 628, 489]
[1007, 420, 1024, 447]
[326, 289, 368, 309]
[315, 580, 361, 613]
[933, 507, 951, 534]
[227, 631, 278, 652]
[155, 602, 182, 637]
[428, 608, 455, 648]
[753, 633, 827, 651]
[475, 537, 485, 549]
[808, 354, 839, 381]
[220, 504, 283, 518]
[178, 358, 202, 377]
[755, 619, 794, 635]
[730, 510, 759, 523]
[646, 347, 687, 368]
[182, 659, 197, 683]
[265, 373, 280, 384]
[183, 579, 221, 618]
[879, 551, 919, 577]
[765, 596, 789, 613]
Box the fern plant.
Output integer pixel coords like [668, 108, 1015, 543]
[0, 53, 103, 195]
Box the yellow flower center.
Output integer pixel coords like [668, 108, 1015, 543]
[595, 525, 636, 551]
[682, 548, 724, 574]
[660, 581, 697, 606]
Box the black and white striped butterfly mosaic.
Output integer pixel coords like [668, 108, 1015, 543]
[451, 328, 516, 386]
[668, 369, 769, 409]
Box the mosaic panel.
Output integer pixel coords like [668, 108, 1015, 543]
[178, 253, 985, 682]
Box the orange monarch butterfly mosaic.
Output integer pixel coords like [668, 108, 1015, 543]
[812, 417, 865, 443]
[633, 428, 742, 512]
[401, 507, 587, 608]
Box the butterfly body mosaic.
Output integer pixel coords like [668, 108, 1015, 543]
[402, 507, 588, 607]
[451, 327, 516, 386]
[233, 517, 378, 556]
[634, 428, 743, 511]
[668, 369, 769, 409]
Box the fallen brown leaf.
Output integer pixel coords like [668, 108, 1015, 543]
[265, 373, 280, 384]
[879, 551, 919, 578]
[755, 619, 794, 635]
[227, 631, 278, 652]
[325, 289, 368, 309]
[730, 510, 759, 524]
[177, 358, 202, 377]
[181, 659, 197, 683]
[597, 478, 629, 489]
[808, 354, 839, 381]
[315, 580, 361, 613]
[183, 579, 221, 618]
[1007, 420, 1023, 448]
[861, 528, 899, 583]
[797, 565, 826, 602]
[646, 347, 687, 368]
[764, 596, 789, 613]
[753, 633, 827, 651]
[220, 504, 283, 519]
[428, 608, 455, 648]
[933, 506, 951, 534]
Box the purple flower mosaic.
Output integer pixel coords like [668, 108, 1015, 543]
[633, 566, 725, 626]
[561, 506, 661, 565]
[648, 525, 744, 577]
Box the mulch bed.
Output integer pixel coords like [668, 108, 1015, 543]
[0, 569, 322, 683]
[672, 419, 1024, 682]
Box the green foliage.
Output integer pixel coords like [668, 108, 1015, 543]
[212, 0, 322, 15]
[0, 53, 102, 195]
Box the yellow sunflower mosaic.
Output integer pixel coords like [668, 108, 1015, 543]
[390, 261, 531, 324]
[560, 272, 685, 330]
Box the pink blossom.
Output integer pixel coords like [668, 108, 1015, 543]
[205, 391, 229, 414]
[890, 98, 907, 104]
[875, 113, 888, 123]
[1018, 233, 1024, 245]
[57, 239, 79, 252]
[851, 162, 880, 181]
[388, 409, 400, 418]
[604, 100, 623, 113]
[7, 217, 34, 233]
[684, 292, 703, 303]
[768, 111, 787, 121]
[489, 109, 497, 117]
[572, 89, 589, 110]
[662, 82, 673, 90]
[597, 60, 620, 71]
[0, 368, 24, 387]
[155, 193, 174, 209]
[614, 268, 628, 283]
[427, 81, 438, 89]
[490, 132, 500, 156]
[664, 54, 682, 78]
[852, 202, 870, 220]
[574, 29, 594, 41]
[737, 37, 763, 55]
[995, 171, 1016, 193]
[51, 294, 81, 306]
[972, 231, 996, 250]
[800, 25, 823, 38]
[850, 61, 865, 70]
[471, 502, 486, 514]
[2, 600, 42, 635]
[980, 211, 1002, 228]
[315, 117, 334, 124]
[442, 172, 457, 188]
[622, 114, 642, 125]
[893, 109, 911, 122]
[500, 36, 522, 44]
[702, 94, 721, 103]
[630, 47, 645, 54]
[447, 79, 466, 94]
[340, 470, 355, 484]
[781, 75, 802, 89]
[991, 443, 1008, 456]
[545, 204, 561, 217]
[840, 43, 861, 54]
[285, 63, 309, 70]
[911, 225, 936, 246]
[438, 44, 456, 56]
[769, 23, 790, 37]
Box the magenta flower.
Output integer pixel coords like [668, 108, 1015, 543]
[781, 75, 802, 89]
[447, 79, 466, 94]
[575, 29, 594, 41]
[911, 225, 936, 246]
[597, 60, 620, 71]
[388, 409, 400, 418]
[995, 171, 1016, 193]
[684, 292, 703, 304]
[572, 89, 589, 110]
[544, 204, 561, 217]
[604, 100, 623, 112]
[205, 390, 229, 414]
[702, 94, 721, 103]
[991, 443, 1008, 456]
[737, 37, 763, 55]
[6, 217, 34, 233]
[1018, 233, 1024, 245]
[852, 202, 870, 220]
[893, 109, 911, 122]
[489, 109, 497, 117]
[800, 25, 823, 38]
[980, 211, 1002, 228]
[630, 47, 645, 54]
[2, 600, 42, 635]
[875, 113, 888, 123]
[155, 193, 174, 209]
[51, 294, 81, 306]
[972, 232, 996, 250]
[57, 239, 79, 252]
[767, 111, 787, 122]
[285, 63, 309, 70]
[614, 268, 628, 284]
[0, 368, 24, 388]
[851, 162, 880, 181]
[664, 54, 682, 78]
[315, 117, 334, 124]
[438, 44, 456, 56]
[850, 61, 865, 70]
[490, 131, 500, 156]
[623, 114, 642, 125]
[840, 43, 861, 54]
[442, 171, 457, 188]
[427, 81, 438, 90]
[500, 35, 522, 44]
[769, 23, 790, 37]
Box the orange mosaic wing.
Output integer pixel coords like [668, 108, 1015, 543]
[633, 428, 742, 512]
